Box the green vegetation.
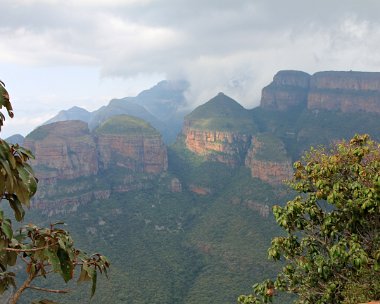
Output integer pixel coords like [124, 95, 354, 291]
[26, 126, 50, 141]
[0, 81, 109, 304]
[15, 135, 287, 303]
[21, 172, 285, 304]
[239, 134, 380, 304]
[251, 107, 380, 160]
[252, 133, 290, 162]
[186, 93, 257, 133]
[94, 114, 159, 136]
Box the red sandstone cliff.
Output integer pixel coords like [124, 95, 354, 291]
[183, 127, 251, 166]
[23, 117, 168, 213]
[182, 93, 256, 166]
[261, 70, 380, 114]
[260, 70, 311, 110]
[308, 71, 380, 113]
[97, 134, 168, 174]
[24, 120, 98, 182]
[245, 135, 293, 185]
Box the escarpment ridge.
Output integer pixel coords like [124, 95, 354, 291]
[261, 70, 380, 113]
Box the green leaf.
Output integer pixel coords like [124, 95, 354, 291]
[45, 249, 61, 273]
[1, 220, 13, 239]
[8, 195, 25, 221]
[91, 269, 97, 298]
[0, 81, 14, 121]
[57, 247, 73, 283]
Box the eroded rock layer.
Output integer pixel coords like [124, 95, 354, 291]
[245, 135, 293, 185]
[24, 120, 98, 182]
[261, 70, 380, 113]
[24, 116, 168, 213]
[308, 71, 380, 113]
[184, 128, 251, 166]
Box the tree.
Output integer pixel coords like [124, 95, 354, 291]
[239, 134, 380, 304]
[0, 80, 110, 303]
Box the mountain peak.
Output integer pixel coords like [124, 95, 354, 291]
[188, 93, 245, 119]
[185, 93, 256, 133]
[43, 106, 91, 125]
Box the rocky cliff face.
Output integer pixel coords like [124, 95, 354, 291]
[183, 127, 251, 166]
[24, 121, 98, 182]
[24, 116, 168, 213]
[308, 71, 380, 113]
[95, 115, 168, 174]
[260, 70, 311, 110]
[261, 70, 380, 113]
[97, 134, 168, 174]
[245, 135, 293, 185]
[182, 93, 256, 166]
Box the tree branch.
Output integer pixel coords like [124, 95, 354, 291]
[4, 242, 56, 253]
[9, 272, 35, 304]
[27, 285, 70, 294]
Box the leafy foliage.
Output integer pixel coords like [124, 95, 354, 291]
[0, 81, 109, 303]
[239, 134, 380, 304]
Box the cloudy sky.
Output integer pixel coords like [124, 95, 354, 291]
[1, 0, 380, 137]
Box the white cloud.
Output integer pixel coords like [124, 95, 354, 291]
[1, 0, 380, 136]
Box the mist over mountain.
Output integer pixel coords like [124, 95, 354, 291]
[43, 106, 92, 125]
[14, 70, 380, 303]
[42, 80, 189, 143]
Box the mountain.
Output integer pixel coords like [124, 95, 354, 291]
[41, 80, 189, 144]
[23, 116, 167, 215]
[94, 115, 168, 174]
[5, 133, 24, 145]
[88, 98, 165, 135]
[249, 70, 380, 160]
[245, 133, 293, 185]
[180, 93, 256, 167]
[16, 70, 380, 304]
[131, 79, 189, 122]
[43, 106, 91, 125]
[260, 70, 310, 110]
[261, 70, 380, 113]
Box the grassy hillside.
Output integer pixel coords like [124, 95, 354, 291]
[94, 114, 159, 136]
[185, 93, 257, 133]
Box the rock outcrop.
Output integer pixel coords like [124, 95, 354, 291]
[24, 116, 168, 213]
[183, 93, 256, 166]
[260, 70, 311, 110]
[184, 129, 251, 166]
[308, 71, 380, 113]
[261, 70, 380, 114]
[24, 120, 98, 182]
[245, 135, 293, 185]
[95, 115, 168, 174]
